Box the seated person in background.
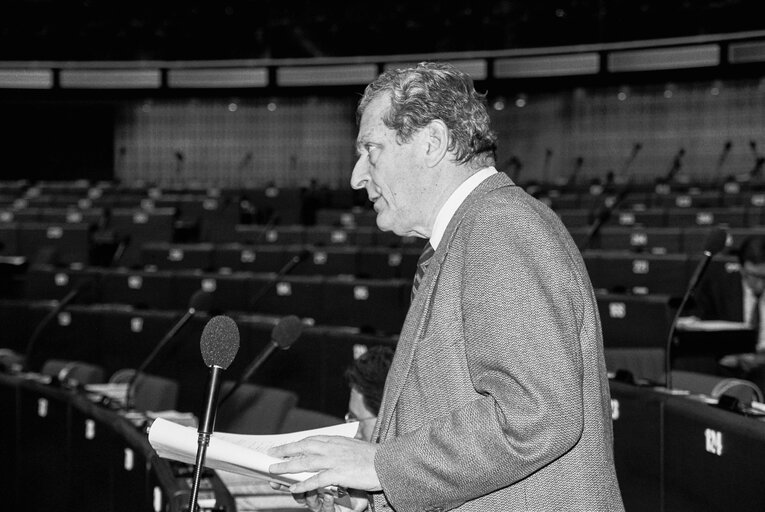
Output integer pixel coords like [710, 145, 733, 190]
[344, 345, 394, 442]
[694, 234, 765, 377]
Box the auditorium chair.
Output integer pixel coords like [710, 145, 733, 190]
[110, 369, 179, 411]
[597, 227, 683, 254]
[213, 243, 291, 273]
[279, 407, 343, 433]
[216, 381, 298, 435]
[139, 242, 214, 271]
[41, 359, 105, 385]
[289, 245, 359, 276]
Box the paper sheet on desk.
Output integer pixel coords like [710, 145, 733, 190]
[676, 317, 751, 331]
[148, 417, 358, 485]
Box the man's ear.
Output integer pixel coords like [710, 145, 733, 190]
[423, 120, 449, 167]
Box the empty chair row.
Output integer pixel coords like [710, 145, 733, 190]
[583, 252, 739, 296]
[214, 223, 419, 248]
[569, 226, 765, 255]
[140, 242, 421, 279]
[557, 206, 765, 229]
[24, 265, 411, 335]
[542, 186, 765, 211]
[0, 300, 397, 416]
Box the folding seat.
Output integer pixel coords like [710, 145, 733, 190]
[666, 207, 747, 228]
[216, 382, 298, 435]
[746, 206, 765, 227]
[198, 196, 240, 243]
[304, 225, 356, 246]
[321, 277, 409, 334]
[11, 208, 41, 223]
[235, 224, 305, 245]
[109, 207, 176, 268]
[230, 317, 317, 409]
[315, 209, 344, 226]
[613, 208, 666, 228]
[598, 227, 682, 254]
[280, 408, 343, 433]
[25, 305, 103, 373]
[140, 242, 214, 271]
[109, 369, 180, 412]
[0, 222, 18, 255]
[24, 265, 100, 302]
[290, 246, 358, 277]
[17, 222, 92, 265]
[555, 208, 591, 229]
[0, 299, 38, 352]
[597, 293, 674, 350]
[173, 271, 253, 315]
[98, 268, 175, 309]
[214, 244, 290, 273]
[584, 252, 690, 296]
[97, 308, 179, 379]
[248, 274, 325, 322]
[358, 247, 417, 279]
[40, 359, 105, 385]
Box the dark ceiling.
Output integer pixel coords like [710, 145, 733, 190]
[1, 0, 763, 61]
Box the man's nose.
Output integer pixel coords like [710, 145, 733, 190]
[350, 157, 369, 190]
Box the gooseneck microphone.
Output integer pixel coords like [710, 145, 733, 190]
[188, 315, 240, 512]
[126, 290, 213, 410]
[23, 277, 96, 372]
[664, 227, 728, 390]
[218, 315, 303, 406]
[249, 250, 311, 311]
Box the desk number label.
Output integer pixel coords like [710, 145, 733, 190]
[611, 399, 620, 420]
[705, 428, 723, 456]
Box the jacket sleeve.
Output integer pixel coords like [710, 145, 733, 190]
[374, 198, 589, 511]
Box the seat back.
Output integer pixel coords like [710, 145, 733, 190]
[41, 359, 105, 385]
[109, 368, 179, 412]
[216, 381, 298, 435]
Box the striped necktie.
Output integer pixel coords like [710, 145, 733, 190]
[411, 242, 435, 302]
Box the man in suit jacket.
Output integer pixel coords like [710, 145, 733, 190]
[270, 62, 624, 512]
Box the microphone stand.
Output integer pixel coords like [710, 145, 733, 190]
[664, 248, 720, 391]
[249, 251, 309, 310]
[125, 307, 199, 410]
[188, 364, 224, 512]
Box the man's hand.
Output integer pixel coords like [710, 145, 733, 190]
[268, 435, 382, 494]
[296, 490, 369, 512]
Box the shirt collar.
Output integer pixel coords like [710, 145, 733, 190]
[429, 167, 498, 250]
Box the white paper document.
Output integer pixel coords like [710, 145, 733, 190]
[148, 417, 359, 485]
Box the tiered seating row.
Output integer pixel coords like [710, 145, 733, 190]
[0, 300, 397, 417]
[24, 265, 411, 335]
[583, 252, 738, 297]
[140, 242, 421, 279]
[568, 226, 765, 255]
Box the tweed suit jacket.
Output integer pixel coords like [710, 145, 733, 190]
[370, 173, 624, 512]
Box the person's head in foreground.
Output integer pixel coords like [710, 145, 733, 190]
[344, 345, 394, 441]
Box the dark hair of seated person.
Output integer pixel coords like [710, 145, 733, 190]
[739, 235, 765, 265]
[344, 345, 395, 416]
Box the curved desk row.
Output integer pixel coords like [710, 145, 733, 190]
[0, 372, 235, 512]
[611, 380, 765, 512]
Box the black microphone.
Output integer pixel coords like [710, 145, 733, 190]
[664, 228, 728, 391]
[579, 181, 633, 251]
[22, 277, 97, 372]
[188, 315, 240, 512]
[249, 249, 311, 310]
[218, 315, 303, 406]
[126, 290, 213, 410]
